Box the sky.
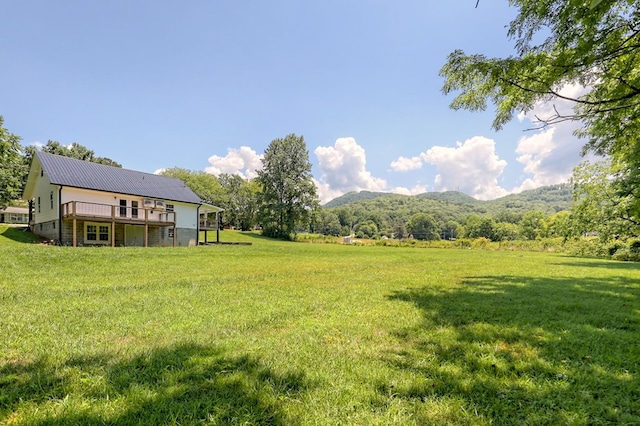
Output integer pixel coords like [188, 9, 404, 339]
[2, 1, 591, 204]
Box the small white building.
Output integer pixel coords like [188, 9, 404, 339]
[0, 206, 29, 224]
[23, 152, 222, 247]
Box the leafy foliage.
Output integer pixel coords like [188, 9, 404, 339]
[407, 213, 440, 240]
[257, 134, 319, 239]
[570, 160, 639, 239]
[0, 116, 25, 209]
[24, 140, 122, 167]
[218, 174, 261, 231]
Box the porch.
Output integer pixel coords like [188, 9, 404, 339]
[198, 203, 224, 244]
[61, 201, 177, 247]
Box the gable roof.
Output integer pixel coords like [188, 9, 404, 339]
[32, 151, 203, 204]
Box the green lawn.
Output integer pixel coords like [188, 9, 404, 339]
[1, 227, 639, 425]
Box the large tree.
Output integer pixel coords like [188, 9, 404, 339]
[440, 1, 640, 215]
[0, 116, 25, 209]
[257, 134, 319, 239]
[407, 213, 440, 240]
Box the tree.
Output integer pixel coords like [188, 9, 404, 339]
[570, 160, 639, 239]
[463, 215, 497, 241]
[355, 220, 378, 239]
[160, 168, 225, 206]
[26, 140, 122, 167]
[218, 173, 260, 231]
[257, 134, 319, 240]
[546, 211, 574, 240]
[407, 213, 440, 241]
[440, 1, 640, 212]
[0, 116, 25, 209]
[519, 211, 547, 240]
[312, 210, 342, 236]
[442, 220, 460, 240]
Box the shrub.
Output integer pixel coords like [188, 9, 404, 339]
[471, 237, 491, 248]
[607, 241, 626, 256]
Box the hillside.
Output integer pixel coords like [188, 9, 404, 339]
[323, 184, 573, 226]
[323, 191, 390, 208]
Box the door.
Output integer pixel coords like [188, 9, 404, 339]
[124, 225, 145, 247]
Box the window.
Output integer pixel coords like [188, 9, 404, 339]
[168, 227, 174, 238]
[50, 191, 54, 209]
[38, 197, 41, 213]
[84, 222, 110, 244]
[166, 204, 174, 212]
[119, 199, 127, 217]
[131, 201, 139, 218]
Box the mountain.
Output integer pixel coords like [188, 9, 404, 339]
[322, 191, 390, 208]
[323, 184, 573, 223]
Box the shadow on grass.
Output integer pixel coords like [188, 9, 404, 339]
[551, 258, 640, 270]
[385, 274, 640, 424]
[1, 342, 309, 425]
[0, 226, 44, 244]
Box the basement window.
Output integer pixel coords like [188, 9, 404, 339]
[84, 222, 110, 244]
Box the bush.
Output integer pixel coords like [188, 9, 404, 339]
[607, 241, 626, 256]
[471, 237, 491, 248]
[628, 238, 640, 253]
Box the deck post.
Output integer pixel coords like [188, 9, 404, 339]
[173, 211, 177, 247]
[111, 206, 116, 247]
[144, 209, 149, 247]
[72, 217, 77, 247]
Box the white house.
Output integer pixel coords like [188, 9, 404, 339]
[0, 206, 29, 224]
[23, 151, 223, 247]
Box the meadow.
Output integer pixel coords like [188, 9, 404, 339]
[1, 226, 639, 425]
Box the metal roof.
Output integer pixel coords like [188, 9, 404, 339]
[36, 151, 203, 204]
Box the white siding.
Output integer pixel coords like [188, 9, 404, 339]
[32, 171, 59, 224]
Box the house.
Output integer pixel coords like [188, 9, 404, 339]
[0, 206, 29, 224]
[22, 151, 223, 247]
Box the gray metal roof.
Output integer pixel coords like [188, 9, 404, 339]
[37, 151, 203, 204]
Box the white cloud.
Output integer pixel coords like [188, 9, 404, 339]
[421, 136, 509, 200]
[513, 83, 592, 192]
[153, 168, 167, 175]
[389, 184, 428, 196]
[314, 137, 387, 203]
[390, 155, 423, 172]
[205, 146, 263, 179]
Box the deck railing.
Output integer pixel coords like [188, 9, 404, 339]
[61, 201, 176, 224]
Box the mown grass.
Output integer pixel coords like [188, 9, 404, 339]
[1, 228, 639, 425]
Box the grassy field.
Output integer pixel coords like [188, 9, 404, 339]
[1, 226, 639, 425]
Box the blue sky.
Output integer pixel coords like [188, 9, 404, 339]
[2, 1, 588, 203]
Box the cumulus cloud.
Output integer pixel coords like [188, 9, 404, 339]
[389, 184, 428, 196]
[390, 155, 423, 172]
[205, 146, 263, 179]
[513, 83, 592, 192]
[421, 136, 509, 200]
[314, 137, 387, 203]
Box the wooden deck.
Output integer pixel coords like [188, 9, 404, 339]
[61, 201, 176, 225]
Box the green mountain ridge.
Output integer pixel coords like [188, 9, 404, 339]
[323, 183, 573, 212]
[323, 184, 573, 220]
